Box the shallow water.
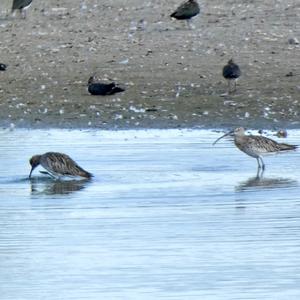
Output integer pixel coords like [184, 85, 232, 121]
[1, 129, 300, 299]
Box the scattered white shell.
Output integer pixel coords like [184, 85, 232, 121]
[114, 114, 123, 120]
[119, 59, 129, 64]
[129, 106, 146, 113]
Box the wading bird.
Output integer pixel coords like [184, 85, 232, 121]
[29, 152, 93, 179]
[222, 59, 241, 93]
[170, 0, 200, 29]
[213, 127, 297, 170]
[12, 0, 33, 18]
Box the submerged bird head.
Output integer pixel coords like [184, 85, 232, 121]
[212, 127, 246, 145]
[29, 155, 42, 178]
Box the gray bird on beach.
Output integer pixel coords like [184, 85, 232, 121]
[88, 76, 125, 96]
[222, 59, 241, 93]
[12, 0, 33, 18]
[213, 127, 297, 170]
[170, 0, 200, 29]
[29, 152, 93, 179]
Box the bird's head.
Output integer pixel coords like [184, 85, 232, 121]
[233, 127, 245, 136]
[29, 155, 41, 178]
[213, 127, 246, 145]
[88, 75, 98, 85]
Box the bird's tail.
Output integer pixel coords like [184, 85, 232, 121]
[80, 170, 93, 179]
[279, 143, 298, 151]
[108, 86, 125, 95]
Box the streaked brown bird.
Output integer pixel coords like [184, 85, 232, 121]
[222, 59, 241, 93]
[12, 0, 33, 19]
[29, 152, 93, 179]
[170, 0, 200, 29]
[213, 127, 297, 170]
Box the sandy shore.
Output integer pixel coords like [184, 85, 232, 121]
[0, 0, 299, 130]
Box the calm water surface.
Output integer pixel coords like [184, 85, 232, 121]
[1, 129, 300, 300]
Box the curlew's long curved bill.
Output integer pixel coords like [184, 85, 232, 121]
[212, 130, 234, 145]
[29, 167, 34, 179]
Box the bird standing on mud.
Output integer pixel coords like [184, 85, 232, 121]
[12, 0, 33, 18]
[29, 152, 93, 179]
[213, 127, 297, 170]
[88, 76, 125, 96]
[222, 59, 241, 93]
[170, 0, 200, 29]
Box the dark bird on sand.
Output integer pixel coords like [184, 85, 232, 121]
[0, 63, 7, 71]
[12, 0, 33, 18]
[170, 0, 200, 28]
[213, 127, 297, 170]
[222, 59, 241, 93]
[88, 76, 125, 96]
[29, 152, 93, 179]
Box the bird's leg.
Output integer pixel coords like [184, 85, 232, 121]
[229, 80, 237, 93]
[259, 157, 265, 170]
[227, 80, 232, 94]
[186, 19, 195, 30]
[256, 157, 261, 169]
[233, 79, 237, 92]
[256, 166, 264, 179]
[255, 167, 260, 179]
[261, 160, 265, 171]
[21, 9, 27, 19]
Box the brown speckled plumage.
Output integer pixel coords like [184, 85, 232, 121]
[213, 127, 297, 169]
[29, 152, 92, 179]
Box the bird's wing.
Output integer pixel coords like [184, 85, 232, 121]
[12, 0, 32, 10]
[177, 1, 190, 11]
[172, 1, 199, 17]
[41, 153, 91, 177]
[248, 135, 287, 153]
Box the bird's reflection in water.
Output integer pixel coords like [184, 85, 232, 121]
[235, 169, 298, 192]
[30, 177, 89, 195]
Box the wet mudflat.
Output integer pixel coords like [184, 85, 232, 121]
[0, 0, 299, 129]
[0, 129, 300, 299]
